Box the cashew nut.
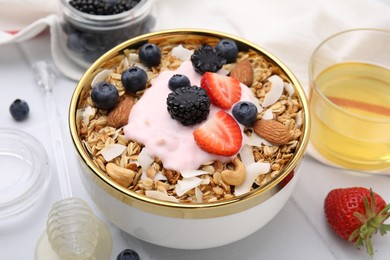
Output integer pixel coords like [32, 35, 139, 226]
[106, 163, 135, 187]
[221, 158, 246, 186]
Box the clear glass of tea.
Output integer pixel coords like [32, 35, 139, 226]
[309, 28, 390, 172]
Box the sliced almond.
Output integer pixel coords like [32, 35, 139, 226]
[253, 119, 290, 145]
[107, 95, 134, 128]
[230, 59, 254, 87]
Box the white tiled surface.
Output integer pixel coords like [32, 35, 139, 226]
[1, 1, 390, 258]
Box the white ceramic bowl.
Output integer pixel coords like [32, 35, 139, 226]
[69, 29, 310, 249]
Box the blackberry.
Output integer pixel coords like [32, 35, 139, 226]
[167, 86, 210, 126]
[69, 0, 141, 15]
[191, 45, 226, 74]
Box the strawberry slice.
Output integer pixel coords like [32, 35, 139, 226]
[193, 110, 242, 156]
[200, 72, 241, 109]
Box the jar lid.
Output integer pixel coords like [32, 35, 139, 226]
[0, 128, 50, 219]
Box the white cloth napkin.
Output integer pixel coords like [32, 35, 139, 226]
[1, 0, 390, 171]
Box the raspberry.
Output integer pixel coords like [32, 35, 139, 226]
[167, 86, 210, 126]
[190, 45, 226, 74]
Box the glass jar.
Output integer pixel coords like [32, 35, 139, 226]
[0, 128, 50, 219]
[59, 0, 155, 68]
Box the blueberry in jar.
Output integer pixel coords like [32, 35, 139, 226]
[138, 43, 161, 67]
[116, 249, 140, 260]
[9, 99, 29, 121]
[168, 74, 191, 91]
[91, 82, 119, 110]
[69, 0, 141, 15]
[232, 101, 258, 127]
[121, 66, 148, 93]
[215, 39, 239, 63]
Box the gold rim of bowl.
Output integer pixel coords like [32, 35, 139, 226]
[69, 28, 311, 219]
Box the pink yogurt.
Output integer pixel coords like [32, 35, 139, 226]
[124, 61, 258, 172]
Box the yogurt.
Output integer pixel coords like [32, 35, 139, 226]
[124, 61, 258, 171]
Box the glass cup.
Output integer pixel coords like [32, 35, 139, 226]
[309, 28, 390, 172]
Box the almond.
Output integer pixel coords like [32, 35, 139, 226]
[253, 119, 290, 145]
[107, 95, 134, 128]
[230, 59, 254, 87]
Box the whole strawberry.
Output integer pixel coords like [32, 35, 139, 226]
[324, 187, 390, 256]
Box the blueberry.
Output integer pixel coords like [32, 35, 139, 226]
[215, 39, 239, 63]
[121, 66, 148, 93]
[138, 43, 161, 67]
[116, 249, 140, 260]
[91, 82, 119, 110]
[10, 99, 29, 121]
[232, 101, 258, 126]
[168, 74, 191, 91]
[66, 33, 85, 53]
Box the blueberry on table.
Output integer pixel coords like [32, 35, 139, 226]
[121, 66, 148, 93]
[91, 82, 119, 110]
[168, 74, 191, 91]
[232, 101, 258, 126]
[116, 249, 140, 260]
[138, 43, 161, 67]
[215, 39, 239, 63]
[10, 99, 29, 121]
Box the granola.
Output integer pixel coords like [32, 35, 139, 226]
[76, 36, 304, 203]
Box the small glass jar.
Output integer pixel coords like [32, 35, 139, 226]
[59, 0, 155, 68]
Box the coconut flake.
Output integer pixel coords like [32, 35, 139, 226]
[145, 190, 179, 203]
[175, 177, 202, 197]
[284, 82, 295, 97]
[128, 53, 139, 63]
[201, 177, 210, 185]
[296, 110, 302, 128]
[234, 162, 270, 196]
[100, 143, 126, 162]
[262, 109, 274, 120]
[91, 69, 113, 87]
[153, 171, 168, 181]
[195, 187, 204, 203]
[138, 148, 154, 171]
[172, 44, 194, 61]
[112, 128, 122, 140]
[246, 133, 273, 147]
[262, 75, 284, 107]
[239, 145, 255, 167]
[154, 171, 167, 181]
[180, 170, 208, 178]
[77, 106, 96, 126]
